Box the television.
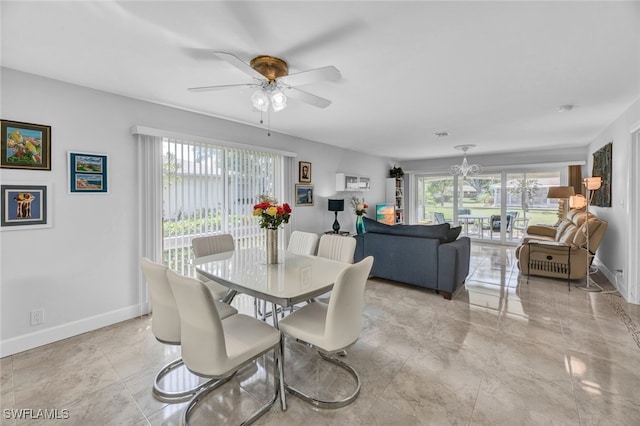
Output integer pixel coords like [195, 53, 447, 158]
[376, 203, 395, 225]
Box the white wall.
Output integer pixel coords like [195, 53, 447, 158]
[585, 99, 640, 304]
[0, 68, 390, 356]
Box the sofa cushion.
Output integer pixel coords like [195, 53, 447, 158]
[362, 217, 450, 241]
[573, 218, 602, 248]
[558, 224, 578, 245]
[445, 226, 463, 243]
[572, 225, 588, 247]
[555, 219, 573, 240]
[362, 216, 392, 233]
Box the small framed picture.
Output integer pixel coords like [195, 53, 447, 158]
[68, 151, 109, 193]
[298, 161, 311, 183]
[1, 183, 52, 230]
[295, 184, 314, 206]
[1, 120, 51, 170]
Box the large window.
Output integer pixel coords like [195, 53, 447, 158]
[162, 137, 284, 274]
[416, 168, 563, 244]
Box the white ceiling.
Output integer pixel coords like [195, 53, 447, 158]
[2, 1, 639, 160]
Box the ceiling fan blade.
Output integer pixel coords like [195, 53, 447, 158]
[285, 87, 332, 109]
[188, 83, 256, 92]
[278, 66, 341, 87]
[211, 51, 265, 81]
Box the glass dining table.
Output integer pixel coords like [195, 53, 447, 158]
[192, 247, 350, 327]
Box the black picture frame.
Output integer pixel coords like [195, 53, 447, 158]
[299, 161, 311, 183]
[1, 120, 51, 170]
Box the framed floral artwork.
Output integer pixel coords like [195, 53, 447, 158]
[1, 183, 52, 230]
[1, 120, 51, 170]
[68, 151, 109, 193]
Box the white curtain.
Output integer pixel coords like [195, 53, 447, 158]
[135, 133, 162, 314]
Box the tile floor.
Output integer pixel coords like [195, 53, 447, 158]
[1, 243, 639, 425]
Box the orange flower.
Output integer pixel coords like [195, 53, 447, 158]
[253, 195, 292, 229]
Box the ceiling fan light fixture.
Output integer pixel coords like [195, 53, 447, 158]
[270, 89, 287, 112]
[251, 90, 270, 112]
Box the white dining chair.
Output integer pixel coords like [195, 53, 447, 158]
[166, 269, 285, 425]
[317, 233, 356, 263]
[278, 256, 373, 409]
[191, 234, 235, 301]
[286, 231, 319, 255]
[315, 234, 357, 302]
[139, 257, 237, 401]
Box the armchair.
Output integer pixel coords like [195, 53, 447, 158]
[515, 209, 608, 280]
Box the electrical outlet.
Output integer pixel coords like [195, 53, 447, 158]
[30, 309, 44, 326]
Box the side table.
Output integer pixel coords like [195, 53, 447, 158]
[324, 231, 352, 236]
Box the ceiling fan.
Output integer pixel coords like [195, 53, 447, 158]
[188, 51, 341, 112]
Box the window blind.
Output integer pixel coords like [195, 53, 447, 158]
[162, 137, 285, 275]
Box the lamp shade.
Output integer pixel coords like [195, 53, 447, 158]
[251, 90, 269, 112]
[270, 89, 287, 112]
[584, 176, 602, 190]
[546, 186, 575, 199]
[328, 199, 344, 212]
[569, 194, 587, 209]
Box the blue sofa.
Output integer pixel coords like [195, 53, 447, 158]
[353, 217, 470, 300]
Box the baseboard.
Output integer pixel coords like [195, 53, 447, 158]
[594, 260, 628, 300]
[0, 303, 151, 358]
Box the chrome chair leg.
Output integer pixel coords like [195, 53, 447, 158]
[279, 335, 287, 411]
[153, 357, 217, 402]
[284, 350, 361, 409]
[182, 351, 280, 426]
[182, 375, 234, 426]
[221, 289, 237, 304]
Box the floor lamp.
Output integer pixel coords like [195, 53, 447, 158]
[576, 176, 602, 292]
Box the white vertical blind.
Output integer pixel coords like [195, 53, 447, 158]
[161, 138, 285, 274]
[136, 134, 163, 315]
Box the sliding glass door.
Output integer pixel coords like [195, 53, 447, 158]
[416, 176, 455, 224]
[416, 168, 562, 244]
[162, 137, 284, 274]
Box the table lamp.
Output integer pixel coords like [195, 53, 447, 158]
[328, 199, 345, 233]
[569, 194, 587, 210]
[547, 186, 575, 225]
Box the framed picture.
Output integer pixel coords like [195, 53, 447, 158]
[1, 120, 51, 170]
[298, 161, 312, 183]
[295, 184, 314, 206]
[1, 183, 52, 230]
[591, 142, 612, 207]
[68, 151, 109, 193]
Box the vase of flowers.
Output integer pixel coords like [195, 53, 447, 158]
[253, 195, 292, 264]
[351, 196, 368, 235]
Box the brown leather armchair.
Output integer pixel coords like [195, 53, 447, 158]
[515, 209, 608, 280]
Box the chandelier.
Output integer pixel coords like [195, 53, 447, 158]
[450, 145, 482, 177]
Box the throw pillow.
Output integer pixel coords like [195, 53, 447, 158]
[445, 226, 463, 243]
[362, 216, 391, 233]
[362, 217, 451, 241]
[387, 223, 451, 240]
